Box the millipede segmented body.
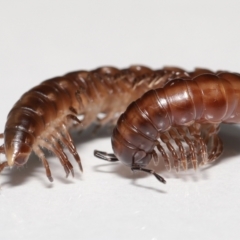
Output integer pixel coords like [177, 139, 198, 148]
[0, 65, 239, 184]
[0, 65, 192, 182]
[95, 70, 240, 183]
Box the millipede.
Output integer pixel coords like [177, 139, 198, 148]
[0, 65, 239, 184]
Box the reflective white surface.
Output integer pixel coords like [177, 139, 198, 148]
[1, 1, 240, 239]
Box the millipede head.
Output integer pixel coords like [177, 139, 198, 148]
[94, 150, 166, 184]
[4, 128, 34, 168]
[5, 141, 32, 167]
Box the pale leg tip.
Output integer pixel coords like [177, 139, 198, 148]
[48, 176, 54, 182]
[165, 165, 171, 172]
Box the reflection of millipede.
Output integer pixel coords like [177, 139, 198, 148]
[0, 65, 238, 184]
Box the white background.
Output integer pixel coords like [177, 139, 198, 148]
[1, 1, 240, 239]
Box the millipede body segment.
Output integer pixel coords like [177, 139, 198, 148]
[0, 65, 239, 184]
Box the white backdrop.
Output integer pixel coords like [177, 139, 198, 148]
[1, 1, 240, 239]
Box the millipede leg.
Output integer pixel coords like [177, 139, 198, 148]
[168, 128, 187, 170]
[39, 140, 70, 177]
[177, 127, 198, 170]
[0, 133, 3, 138]
[49, 135, 73, 175]
[156, 143, 171, 171]
[208, 134, 223, 162]
[203, 124, 222, 163]
[183, 136, 198, 170]
[67, 114, 83, 126]
[151, 150, 159, 166]
[54, 148, 74, 177]
[194, 136, 208, 165]
[0, 144, 5, 154]
[175, 139, 188, 170]
[213, 136, 223, 161]
[0, 161, 8, 172]
[34, 146, 53, 182]
[160, 133, 179, 171]
[188, 124, 208, 165]
[60, 137, 83, 172]
[38, 139, 73, 178]
[51, 138, 74, 177]
[58, 124, 83, 172]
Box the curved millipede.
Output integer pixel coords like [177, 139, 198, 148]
[0, 65, 194, 182]
[0, 65, 238, 184]
[94, 69, 240, 184]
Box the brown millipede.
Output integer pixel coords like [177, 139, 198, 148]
[94, 70, 240, 184]
[0, 65, 193, 182]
